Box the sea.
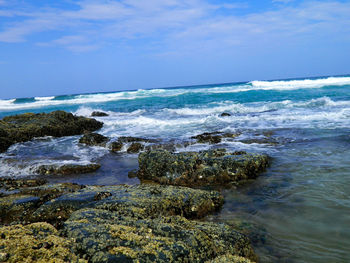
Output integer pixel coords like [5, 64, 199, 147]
[1, 75, 350, 262]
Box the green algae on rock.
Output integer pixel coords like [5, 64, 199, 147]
[35, 163, 101, 175]
[0, 222, 86, 263]
[0, 110, 103, 153]
[136, 149, 269, 187]
[31, 184, 223, 227]
[63, 211, 257, 263]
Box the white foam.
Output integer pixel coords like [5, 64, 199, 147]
[34, 96, 55, 101]
[250, 76, 350, 90]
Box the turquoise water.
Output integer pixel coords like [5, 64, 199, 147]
[1, 75, 350, 262]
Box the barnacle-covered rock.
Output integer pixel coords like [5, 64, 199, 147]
[136, 149, 269, 187]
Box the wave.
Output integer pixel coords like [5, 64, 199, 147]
[1, 76, 349, 111]
[250, 76, 350, 90]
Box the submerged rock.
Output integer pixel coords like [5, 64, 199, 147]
[136, 149, 269, 187]
[0, 222, 85, 263]
[0, 111, 103, 153]
[91, 111, 109, 117]
[79, 132, 109, 146]
[35, 163, 101, 175]
[109, 141, 123, 152]
[192, 131, 240, 144]
[109, 136, 158, 153]
[220, 112, 231, 117]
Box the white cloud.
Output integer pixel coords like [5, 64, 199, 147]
[0, 0, 349, 53]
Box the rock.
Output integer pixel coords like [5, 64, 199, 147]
[31, 184, 224, 227]
[91, 111, 109, 117]
[0, 110, 103, 153]
[220, 112, 231, 117]
[0, 195, 41, 225]
[109, 141, 123, 152]
[0, 178, 47, 190]
[207, 254, 254, 263]
[79, 132, 109, 146]
[192, 131, 240, 144]
[145, 143, 177, 152]
[0, 222, 86, 262]
[127, 142, 144, 153]
[62, 211, 257, 263]
[35, 163, 101, 175]
[117, 136, 157, 143]
[0, 183, 84, 225]
[136, 149, 269, 187]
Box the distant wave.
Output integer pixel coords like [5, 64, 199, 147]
[1, 76, 349, 111]
[250, 76, 350, 90]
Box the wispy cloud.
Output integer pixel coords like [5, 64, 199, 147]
[0, 0, 349, 53]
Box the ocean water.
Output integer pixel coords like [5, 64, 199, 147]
[1, 75, 350, 262]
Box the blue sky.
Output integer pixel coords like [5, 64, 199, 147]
[0, 0, 349, 99]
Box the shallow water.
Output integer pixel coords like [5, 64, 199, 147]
[1, 76, 350, 262]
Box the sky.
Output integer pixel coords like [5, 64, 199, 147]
[0, 0, 349, 99]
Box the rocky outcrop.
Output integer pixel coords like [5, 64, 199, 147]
[35, 163, 101, 175]
[127, 142, 144, 153]
[136, 149, 269, 187]
[0, 111, 103, 153]
[192, 131, 240, 144]
[79, 132, 109, 146]
[220, 112, 231, 117]
[0, 181, 257, 263]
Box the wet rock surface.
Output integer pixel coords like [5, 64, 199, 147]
[0, 111, 103, 153]
[79, 132, 109, 146]
[35, 163, 101, 175]
[0, 181, 257, 262]
[136, 149, 269, 187]
[220, 112, 231, 117]
[91, 111, 109, 117]
[192, 132, 240, 144]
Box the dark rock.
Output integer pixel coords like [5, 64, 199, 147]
[35, 163, 101, 175]
[0, 178, 47, 190]
[127, 142, 144, 153]
[0, 183, 84, 225]
[109, 141, 123, 152]
[91, 111, 109, 117]
[0, 110, 103, 153]
[136, 149, 269, 187]
[79, 132, 109, 146]
[117, 136, 157, 143]
[220, 112, 231, 117]
[192, 131, 240, 144]
[145, 143, 177, 152]
[94, 192, 112, 201]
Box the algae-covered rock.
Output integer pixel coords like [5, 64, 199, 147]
[0, 183, 85, 225]
[207, 254, 254, 263]
[36, 163, 101, 175]
[136, 149, 269, 187]
[0, 110, 103, 153]
[31, 184, 224, 227]
[0, 178, 47, 191]
[192, 132, 240, 144]
[109, 141, 124, 152]
[63, 210, 257, 263]
[0, 222, 86, 263]
[79, 132, 109, 146]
